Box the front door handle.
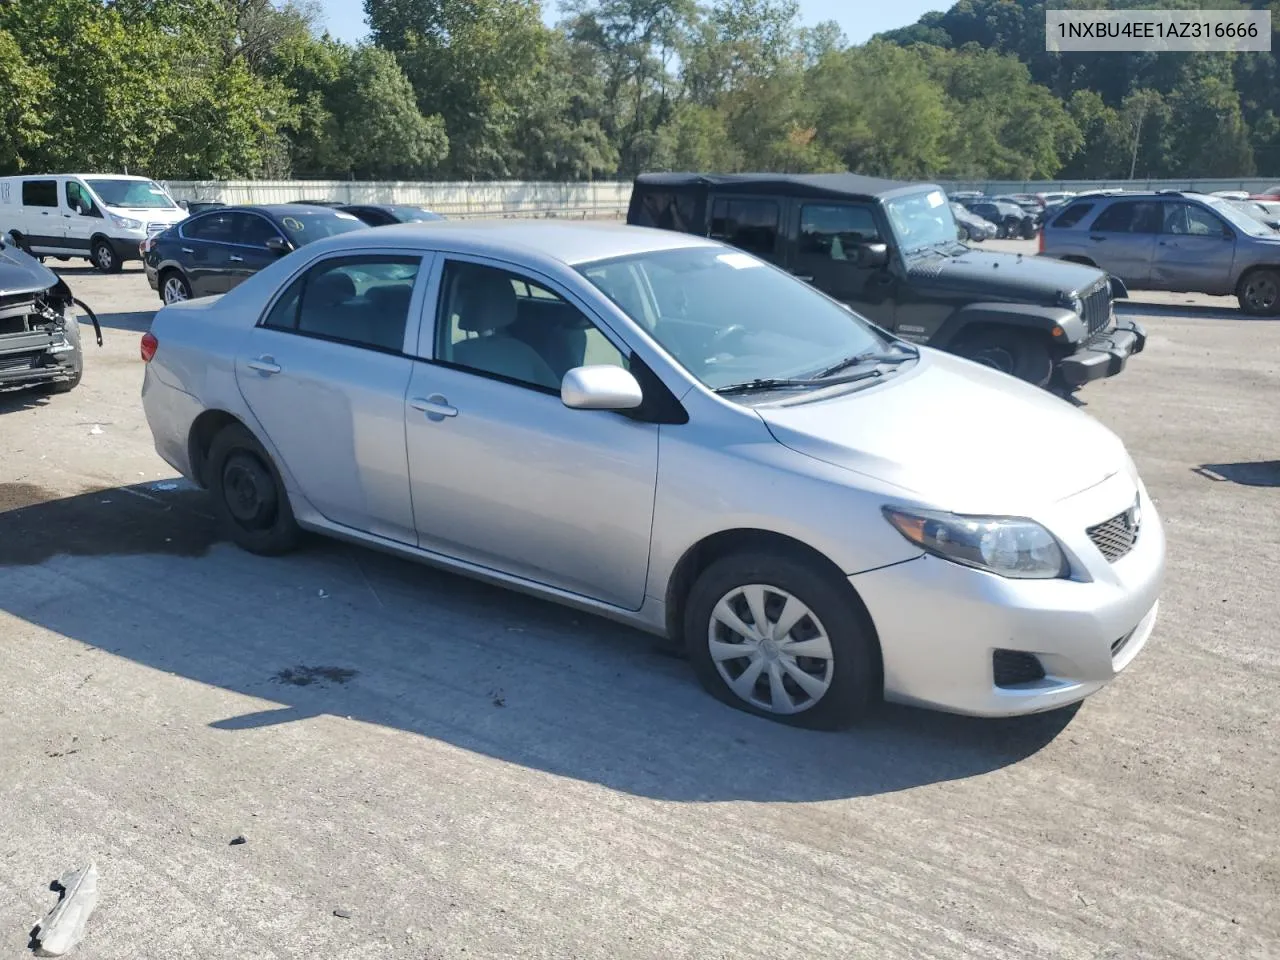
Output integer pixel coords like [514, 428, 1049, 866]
[409, 394, 458, 419]
[1089, 235, 1106, 242]
[246, 356, 281, 375]
[794, 274, 814, 282]
[229, 255, 244, 262]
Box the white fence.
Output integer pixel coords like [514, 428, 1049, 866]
[937, 177, 1280, 194]
[162, 180, 632, 218]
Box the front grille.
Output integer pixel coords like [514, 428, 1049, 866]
[1080, 280, 1112, 335]
[0, 350, 41, 372]
[993, 649, 1046, 687]
[1087, 507, 1139, 562]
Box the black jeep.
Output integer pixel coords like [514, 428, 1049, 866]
[627, 172, 1146, 391]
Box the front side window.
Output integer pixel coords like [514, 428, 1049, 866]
[709, 199, 780, 258]
[22, 180, 57, 208]
[579, 247, 889, 391]
[263, 256, 420, 352]
[65, 181, 95, 214]
[798, 204, 881, 261]
[84, 178, 176, 209]
[1162, 203, 1224, 236]
[435, 260, 626, 391]
[232, 213, 283, 248]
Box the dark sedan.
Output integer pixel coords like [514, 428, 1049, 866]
[144, 204, 368, 303]
[338, 203, 445, 226]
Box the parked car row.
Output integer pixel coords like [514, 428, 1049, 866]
[950, 195, 1040, 239]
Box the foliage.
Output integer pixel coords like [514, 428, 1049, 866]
[0, 0, 1275, 181]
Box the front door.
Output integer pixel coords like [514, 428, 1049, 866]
[235, 252, 428, 544]
[224, 212, 286, 291]
[405, 257, 659, 610]
[62, 179, 105, 256]
[788, 201, 896, 328]
[1151, 201, 1237, 294]
[1083, 200, 1161, 288]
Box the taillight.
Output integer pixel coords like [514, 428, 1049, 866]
[1037, 228, 1045, 254]
[140, 331, 158, 362]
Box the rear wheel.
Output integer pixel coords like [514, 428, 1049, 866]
[207, 423, 301, 555]
[684, 551, 879, 730]
[92, 238, 121, 274]
[1237, 269, 1280, 315]
[161, 270, 192, 304]
[1020, 219, 1038, 239]
[952, 328, 1054, 387]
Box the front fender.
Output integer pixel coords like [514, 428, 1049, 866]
[1108, 275, 1129, 299]
[930, 301, 1085, 349]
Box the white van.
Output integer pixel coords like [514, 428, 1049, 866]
[0, 173, 188, 273]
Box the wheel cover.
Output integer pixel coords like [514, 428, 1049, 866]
[1245, 276, 1277, 311]
[95, 245, 114, 270]
[967, 345, 1015, 373]
[221, 452, 278, 529]
[708, 583, 834, 715]
[163, 277, 188, 303]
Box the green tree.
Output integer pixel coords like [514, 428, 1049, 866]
[0, 29, 51, 172]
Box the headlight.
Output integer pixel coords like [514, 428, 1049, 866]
[882, 507, 1068, 579]
[110, 214, 142, 230]
[1068, 295, 1084, 317]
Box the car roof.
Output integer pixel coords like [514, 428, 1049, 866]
[634, 171, 927, 202]
[296, 219, 718, 266]
[193, 203, 357, 218]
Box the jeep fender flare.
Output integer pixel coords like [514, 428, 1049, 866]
[929, 301, 1085, 351]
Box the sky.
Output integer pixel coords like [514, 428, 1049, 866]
[314, 0, 950, 46]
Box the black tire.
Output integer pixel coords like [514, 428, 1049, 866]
[683, 550, 879, 730]
[91, 237, 122, 274]
[957, 224, 971, 242]
[43, 318, 83, 395]
[207, 423, 301, 555]
[1020, 219, 1037, 240]
[1237, 268, 1280, 316]
[159, 269, 192, 304]
[952, 328, 1054, 387]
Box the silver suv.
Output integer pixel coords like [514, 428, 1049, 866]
[1040, 190, 1280, 314]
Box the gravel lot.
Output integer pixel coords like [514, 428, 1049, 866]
[1, 247, 1277, 960]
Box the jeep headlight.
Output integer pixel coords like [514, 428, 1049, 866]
[1067, 294, 1084, 317]
[883, 507, 1068, 579]
[110, 213, 142, 230]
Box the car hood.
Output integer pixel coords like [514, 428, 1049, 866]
[0, 242, 59, 295]
[905, 248, 1106, 302]
[757, 351, 1131, 514]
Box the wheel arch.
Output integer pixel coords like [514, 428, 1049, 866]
[1060, 254, 1097, 267]
[663, 527, 883, 674]
[187, 409, 248, 488]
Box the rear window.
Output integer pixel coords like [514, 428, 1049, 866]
[1052, 203, 1094, 228]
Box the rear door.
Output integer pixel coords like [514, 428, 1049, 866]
[20, 179, 62, 253]
[787, 201, 896, 327]
[708, 196, 784, 266]
[1083, 200, 1161, 287]
[176, 212, 236, 296]
[1151, 201, 1236, 294]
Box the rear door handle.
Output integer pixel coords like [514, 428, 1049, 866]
[409, 395, 458, 418]
[181, 247, 194, 254]
[246, 356, 281, 375]
[229, 255, 244, 262]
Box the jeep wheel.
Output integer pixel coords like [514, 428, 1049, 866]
[953, 329, 1054, 387]
[1237, 269, 1280, 316]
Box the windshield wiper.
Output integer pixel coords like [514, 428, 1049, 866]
[810, 346, 919, 380]
[713, 378, 816, 395]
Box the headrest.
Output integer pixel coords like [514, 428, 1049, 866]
[309, 270, 356, 306]
[455, 270, 517, 333]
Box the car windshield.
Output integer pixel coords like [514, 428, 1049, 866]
[1203, 196, 1276, 237]
[86, 178, 177, 209]
[276, 209, 368, 245]
[577, 246, 894, 391]
[390, 206, 443, 222]
[883, 189, 959, 253]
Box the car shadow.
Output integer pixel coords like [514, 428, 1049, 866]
[1193, 461, 1280, 487]
[86, 311, 154, 333]
[1116, 301, 1250, 322]
[0, 482, 1080, 803]
[52, 264, 145, 277]
[0, 387, 53, 413]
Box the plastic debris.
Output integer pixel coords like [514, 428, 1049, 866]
[333, 908, 353, 919]
[229, 835, 247, 846]
[32, 862, 98, 957]
[88, 425, 103, 436]
[152, 482, 179, 491]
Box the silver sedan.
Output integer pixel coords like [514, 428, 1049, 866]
[140, 220, 1165, 729]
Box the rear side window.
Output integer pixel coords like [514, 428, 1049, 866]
[22, 180, 57, 207]
[1052, 203, 1093, 228]
[263, 256, 421, 353]
[632, 190, 698, 231]
[1091, 201, 1162, 233]
[183, 212, 235, 242]
[710, 198, 780, 259]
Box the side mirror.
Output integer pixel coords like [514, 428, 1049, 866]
[855, 242, 889, 268]
[561, 364, 643, 411]
[265, 237, 291, 256]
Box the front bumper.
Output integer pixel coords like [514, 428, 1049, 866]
[0, 330, 79, 390]
[851, 472, 1165, 717]
[1058, 319, 1147, 388]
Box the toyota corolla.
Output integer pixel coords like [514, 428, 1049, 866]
[140, 221, 1164, 729]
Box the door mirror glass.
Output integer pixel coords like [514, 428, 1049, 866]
[561, 364, 643, 410]
[265, 236, 291, 256]
[855, 242, 889, 268]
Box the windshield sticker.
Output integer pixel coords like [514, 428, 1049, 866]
[926, 190, 945, 207]
[717, 252, 762, 269]
[282, 216, 304, 232]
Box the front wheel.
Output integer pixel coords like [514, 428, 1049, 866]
[1237, 269, 1280, 315]
[684, 551, 879, 729]
[952, 328, 1054, 387]
[91, 238, 121, 274]
[207, 423, 301, 555]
